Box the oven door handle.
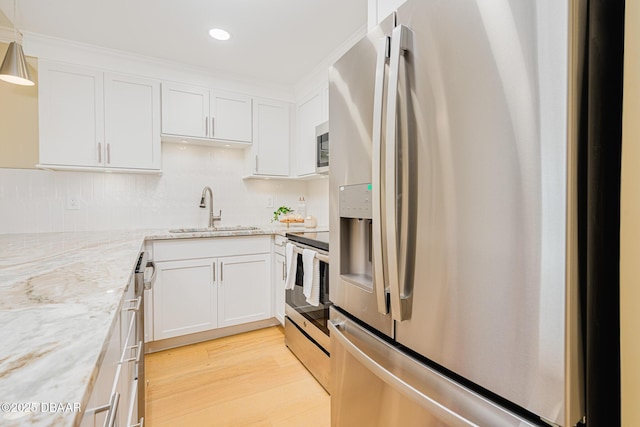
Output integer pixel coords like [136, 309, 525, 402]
[290, 244, 329, 264]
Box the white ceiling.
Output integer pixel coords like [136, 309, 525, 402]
[0, 0, 368, 86]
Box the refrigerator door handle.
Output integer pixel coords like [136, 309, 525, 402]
[385, 24, 413, 321]
[329, 320, 478, 427]
[372, 35, 391, 315]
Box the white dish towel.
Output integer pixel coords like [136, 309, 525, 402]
[302, 248, 321, 307]
[284, 243, 297, 290]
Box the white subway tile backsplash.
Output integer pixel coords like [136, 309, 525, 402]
[0, 143, 330, 234]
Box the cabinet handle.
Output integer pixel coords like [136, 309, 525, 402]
[105, 392, 120, 427]
[121, 340, 143, 364]
[98, 143, 102, 163]
[123, 296, 142, 312]
[255, 155, 258, 173]
[107, 143, 111, 164]
[213, 262, 216, 283]
[220, 263, 224, 282]
[282, 261, 286, 281]
[211, 117, 215, 136]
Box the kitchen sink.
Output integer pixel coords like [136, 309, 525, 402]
[168, 226, 260, 233]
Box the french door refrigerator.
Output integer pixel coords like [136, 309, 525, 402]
[328, 0, 586, 426]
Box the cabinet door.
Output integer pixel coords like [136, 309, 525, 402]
[39, 61, 104, 167]
[104, 73, 161, 170]
[161, 82, 209, 138]
[274, 253, 286, 325]
[218, 254, 271, 328]
[153, 259, 217, 340]
[211, 91, 252, 142]
[252, 98, 290, 176]
[296, 90, 323, 175]
[81, 313, 121, 427]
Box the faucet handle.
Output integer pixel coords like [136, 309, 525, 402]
[213, 209, 222, 221]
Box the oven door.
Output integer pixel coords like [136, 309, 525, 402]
[285, 250, 331, 351]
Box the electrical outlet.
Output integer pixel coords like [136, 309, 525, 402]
[266, 195, 274, 208]
[66, 195, 80, 210]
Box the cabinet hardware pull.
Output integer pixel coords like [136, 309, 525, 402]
[107, 143, 111, 164]
[255, 155, 258, 173]
[211, 117, 215, 136]
[221, 263, 224, 282]
[213, 262, 216, 283]
[205, 116, 209, 136]
[98, 143, 102, 163]
[121, 340, 143, 364]
[106, 392, 120, 427]
[123, 296, 142, 312]
[95, 392, 119, 427]
[282, 261, 286, 281]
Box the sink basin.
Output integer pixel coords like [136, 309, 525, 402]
[169, 226, 260, 233]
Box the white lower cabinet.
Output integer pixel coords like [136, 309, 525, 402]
[218, 254, 271, 328]
[153, 258, 218, 340]
[81, 275, 141, 427]
[151, 236, 273, 341]
[273, 235, 287, 325]
[80, 313, 120, 427]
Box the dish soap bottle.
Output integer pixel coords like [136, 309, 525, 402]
[297, 196, 307, 219]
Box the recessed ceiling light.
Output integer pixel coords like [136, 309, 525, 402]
[209, 28, 231, 41]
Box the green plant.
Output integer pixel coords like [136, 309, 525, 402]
[272, 206, 292, 222]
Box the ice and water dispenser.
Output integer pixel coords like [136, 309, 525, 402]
[339, 183, 374, 291]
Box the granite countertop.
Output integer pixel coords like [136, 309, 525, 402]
[0, 225, 327, 426]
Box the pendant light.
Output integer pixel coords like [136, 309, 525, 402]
[0, 0, 33, 86]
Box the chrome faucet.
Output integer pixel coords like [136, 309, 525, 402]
[199, 186, 222, 228]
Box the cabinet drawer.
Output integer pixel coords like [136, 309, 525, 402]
[153, 236, 270, 261]
[274, 235, 286, 256]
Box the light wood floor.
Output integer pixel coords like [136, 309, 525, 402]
[145, 326, 330, 426]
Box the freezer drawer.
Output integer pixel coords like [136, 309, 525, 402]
[329, 308, 539, 427]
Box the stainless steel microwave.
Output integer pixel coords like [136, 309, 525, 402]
[316, 121, 329, 174]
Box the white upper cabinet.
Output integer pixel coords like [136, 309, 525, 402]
[161, 82, 252, 146]
[104, 73, 161, 170]
[160, 82, 209, 138]
[38, 61, 161, 172]
[295, 86, 324, 176]
[247, 98, 290, 176]
[211, 92, 252, 142]
[39, 62, 104, 168]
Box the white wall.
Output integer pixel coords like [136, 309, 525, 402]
[0, 144, 329, 234]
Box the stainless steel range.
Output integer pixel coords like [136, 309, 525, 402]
[284, 231, 331, 392]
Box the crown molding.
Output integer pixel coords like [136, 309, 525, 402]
[0, 25, 19, 44]
[22, 31, 295, 101]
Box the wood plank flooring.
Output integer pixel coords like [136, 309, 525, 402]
[145, 326, 330, 426]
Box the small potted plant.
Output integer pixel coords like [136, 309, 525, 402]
[273, 206, 293, 223]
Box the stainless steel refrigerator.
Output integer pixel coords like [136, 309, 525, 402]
[328, 0, 586, 426]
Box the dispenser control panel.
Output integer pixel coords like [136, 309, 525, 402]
[339, 183, 372, 219]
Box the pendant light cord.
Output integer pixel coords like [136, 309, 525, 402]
[12, 0, 18, 41]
